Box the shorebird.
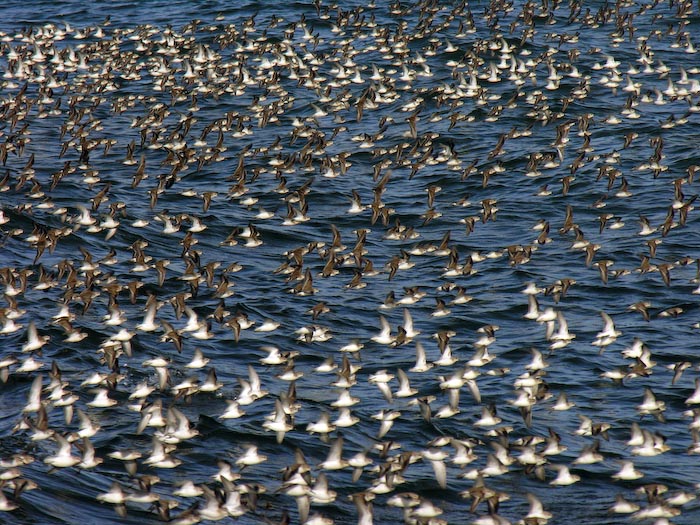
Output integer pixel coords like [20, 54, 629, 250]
[2, 4, 700, 525]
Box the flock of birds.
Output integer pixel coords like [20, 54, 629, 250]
[1, 0, 700, 523]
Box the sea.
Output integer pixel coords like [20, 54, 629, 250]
[1, 0, 700, 523]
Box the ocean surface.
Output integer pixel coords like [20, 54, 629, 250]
[1, 0, 700, 523]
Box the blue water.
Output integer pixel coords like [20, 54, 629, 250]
[1, 0, 700, 523]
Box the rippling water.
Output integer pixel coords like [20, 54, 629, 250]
[1, 0, 700, 523]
